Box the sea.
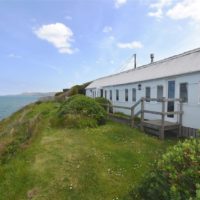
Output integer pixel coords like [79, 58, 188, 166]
[0, 95, 40, 121]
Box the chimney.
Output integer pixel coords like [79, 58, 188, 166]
[134, 54, 137, 69]
[150, 53, 154, 63]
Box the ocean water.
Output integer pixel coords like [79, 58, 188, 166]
[0, 96, 39, 121]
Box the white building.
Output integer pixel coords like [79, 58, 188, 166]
[86, 48, 200, 133]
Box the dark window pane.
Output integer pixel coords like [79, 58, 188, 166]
[132, 88, 136, 101]
[167, 81, 175, 117]
[100, 89, 103, 97]
[157, 85, 163, 100]
[116, 89, 119, 101]
[125, 89, 128, 101]
[180, 83, 188, 103]
[110, 90, 112, 100]
[168, 81, 175, 99]
[145, 87, 151, 102]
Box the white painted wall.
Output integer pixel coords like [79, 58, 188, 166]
[86, 72, 200, 129]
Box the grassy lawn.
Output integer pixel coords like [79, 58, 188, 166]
[0, 102, 176, 200]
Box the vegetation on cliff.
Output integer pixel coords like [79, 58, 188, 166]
[0, 98, 176, 200]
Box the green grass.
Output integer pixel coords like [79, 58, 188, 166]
[0, 101, 177, 200]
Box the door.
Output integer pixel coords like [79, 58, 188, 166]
[166, 80, 176, 122]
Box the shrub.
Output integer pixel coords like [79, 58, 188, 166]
[67, 82, 91, 96]
[132, 139, 200, 200]
[55, 92, 63, 97]
[95, 97, 112, 113]
[54, 95, 107, 128]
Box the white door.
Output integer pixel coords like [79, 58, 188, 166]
[166, 80, 177, 122]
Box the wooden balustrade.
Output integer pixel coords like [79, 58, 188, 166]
[102, 97, 183, 139]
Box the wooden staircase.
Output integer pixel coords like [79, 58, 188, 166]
[130, 97, 183, 139]
[105, 97, 183, 139]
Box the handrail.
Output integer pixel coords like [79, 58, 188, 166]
[100, 97, 183, 140]
[143, 110, 183, 115]
[134, 110, 141, 117]
[143, 97, 182, 102]
[101, 103, 131, 110]
[131, 98, 142, 110]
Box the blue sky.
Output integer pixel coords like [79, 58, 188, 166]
[0, 0, 200, 95]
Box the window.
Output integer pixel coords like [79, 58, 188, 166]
[132, 88, 136, 102]
[100, 89, 103, 97]
[138, 84, 142, 90]
[145, 87, 151, 102]
[157, 85, 163, 100]
[125, 89, 128, 102]
[110, 90, 112, 100]
[105, 90, 107, 99]
[180, 83, 188, 103]
[168, 80, 175, 118]
[116, 89, 119, 101]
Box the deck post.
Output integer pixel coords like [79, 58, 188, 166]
[140, 97, 144, 131]
[131, 107, 135, 128]
[179, 99, 183, 137]
[160, 97, 165, 140]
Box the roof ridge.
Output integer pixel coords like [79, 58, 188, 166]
[92, 47, 200, 82]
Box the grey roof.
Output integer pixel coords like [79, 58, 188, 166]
[86, 48, 200, 89]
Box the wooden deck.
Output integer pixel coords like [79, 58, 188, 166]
[142, 120, 180, 137]
[104, 97, 183, 139]
[143, 120, 180, 130]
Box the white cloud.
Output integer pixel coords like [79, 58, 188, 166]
[167, 0, 200, 22]
[148, 8, 163, 18]
[103, 26, 113, 33]
[148, 0, 172, 18]
[148, 0, 200, 23]
[117, 41, 143, 49]
[114, 0, 127, 8]
[34, 23, 76, 54]
[8, 53, 22, 59]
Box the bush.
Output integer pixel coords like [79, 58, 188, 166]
[132, 139, 200, 200]
[54, 95, 107, 128]
[69, 82, 91, 96]
[95, 97, 112, 112]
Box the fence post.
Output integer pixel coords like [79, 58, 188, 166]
[160, 97, 165, 140]
[179, 99, 183, 137]
[140, 98, 144, 131]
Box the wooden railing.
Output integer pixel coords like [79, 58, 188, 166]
[104, 97, 183, 139]
[131, 97, 183, 139]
